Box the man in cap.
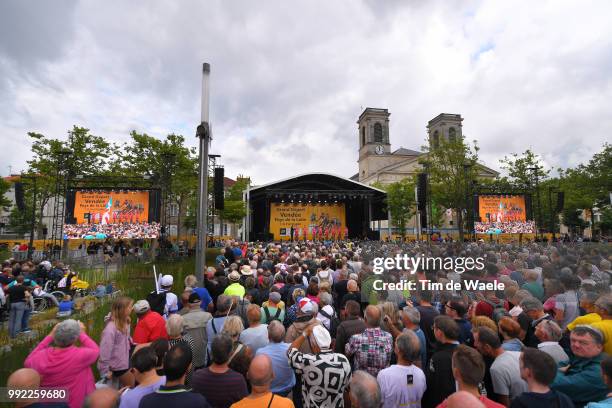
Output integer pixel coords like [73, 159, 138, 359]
[262, 292, 285, 324]
[288, 324, 351, 408]
[285, 298, 320, 354]
[182, 292, 212, 368]
[224, 271, 246, 299]
[133, 299, 168, 344]
[159, 274, 179, 317]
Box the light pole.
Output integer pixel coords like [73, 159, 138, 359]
[195, 63, 211, 283]
[528, 167, 542, 241]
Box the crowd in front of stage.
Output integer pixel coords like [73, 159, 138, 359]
[62, 222, 161, 240]
[3, 239, 612, 408]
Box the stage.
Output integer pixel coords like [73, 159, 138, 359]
[243, 173, 387, 241]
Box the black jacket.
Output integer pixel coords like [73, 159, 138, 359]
[422, 342, 458, 408]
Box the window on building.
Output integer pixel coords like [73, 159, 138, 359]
[223, 223, 228, 235]
[361, 127, 366, 146]
[432, 130, 440, 148]
[374, 123, 383, 143]
[449, 127, 456, 143]
[168, 203, 179, 217]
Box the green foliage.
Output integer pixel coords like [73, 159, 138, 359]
[499, 149, 550, 190]
[0, 178, 11, 211]
[218, 177, 250, 225]
[421, 137, 480, 240]
[381, 178, 416, 238]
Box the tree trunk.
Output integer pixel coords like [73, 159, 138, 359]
[456, 208, 464, 242]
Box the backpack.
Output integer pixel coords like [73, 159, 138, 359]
[319, 308, 340, 337]
[263, 306, 282, 324]
[146, 291, 168, 316]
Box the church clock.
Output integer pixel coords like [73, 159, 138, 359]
[375, 145, 384, 155]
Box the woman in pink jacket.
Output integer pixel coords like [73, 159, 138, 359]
[98, 296, 135, 388]
[25, 319, 99, 408]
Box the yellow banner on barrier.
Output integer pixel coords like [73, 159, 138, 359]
[269, 203, 346, 240]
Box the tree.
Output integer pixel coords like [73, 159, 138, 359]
[420, 137, 480, 241]
[0, 178, 11, 211]
[218, 177, 250, 227]
[499, 149, 550, 190]
[375, 179, 416, 240]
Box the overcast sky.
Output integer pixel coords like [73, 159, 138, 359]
[1, 0, 611, 185]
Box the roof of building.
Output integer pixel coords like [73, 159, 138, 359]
[391, 147, 422, 156]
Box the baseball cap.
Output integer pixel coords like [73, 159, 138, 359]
[298, 298, 315, 314]
[133, 300, 150, 314]
[160, 275, 173, 287]
[188, 293, 202, 304]
[312, 325, 331, 349]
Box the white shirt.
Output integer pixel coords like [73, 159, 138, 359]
[164, 291, 178, 317]
[377, 364, 426, 408]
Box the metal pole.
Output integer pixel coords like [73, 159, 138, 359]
[28, 176, 37, 261]
[196, 63, 211, 283]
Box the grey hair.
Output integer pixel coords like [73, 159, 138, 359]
[401, 306, 421, 325]
[216, 295, 232, 313]
[184, 274, 198, 288]
[537, 320, 563, 341]
[520, 297, 543, 312]
[396, 330, 420, 362]
[580, 290, 600, 304]
[319, 292, 333, 306]
[349, 370, 381, 408]
[268, 320, 286, 343]
[54, 319, 81, 347]
[595, 294, 612, 316]
[166, 314, 184, 337]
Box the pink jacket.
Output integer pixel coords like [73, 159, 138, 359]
[24, 332, 99, 408]
[97, 320, 131, 375]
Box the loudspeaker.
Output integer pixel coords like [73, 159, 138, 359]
[214, 167, 225, 210]
[14, 182, 25, 211]
[556, 192, 564, 213]
[525, 194, 533, 220]
[43, 227, 48, 236]
[417, 173, 427, 211]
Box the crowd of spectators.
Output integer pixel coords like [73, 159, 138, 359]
[63, 222, 161, 240]
[3, 238, 612, 408]
[475, 221, 537, 234]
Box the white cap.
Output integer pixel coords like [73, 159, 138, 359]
[161, 275, 173, 287]
[312, 325, 331, 349]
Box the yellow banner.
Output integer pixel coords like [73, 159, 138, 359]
[73, 191, 149, 224]
[269, 203, 347, 240]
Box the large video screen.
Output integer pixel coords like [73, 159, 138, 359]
[474, 194, 535, 234]
[269, 203, 347, 240]
[63, 190, 160, 239]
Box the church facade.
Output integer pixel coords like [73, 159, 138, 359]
[351, 108, 498, 184]
[350, 108, 498, 235]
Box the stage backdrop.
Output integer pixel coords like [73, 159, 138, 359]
[478, 195, 527, 223]
[269, 203, 346, 240]
[73, 191, 150, 224]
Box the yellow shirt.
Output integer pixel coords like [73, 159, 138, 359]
[567, 313, 602, 331]
[230, 392, 294, 408]
[591, 319, 612, 355]
[224, 283, 245, 299]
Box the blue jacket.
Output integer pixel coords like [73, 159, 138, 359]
[552, 353, 608, 406]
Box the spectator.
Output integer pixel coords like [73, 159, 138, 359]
[184, 274, 213, 311]
[57, 294, 74, 317]
[350, 370, 382, 408]
[335, 300, 367, 356]
[345, 305, 393, 377]
[132, 299, 168, 344]
[340, 279, 361, 309]
[224, 271, 246, 299]
[230, 354, 295, 408]
[118, 347, 165, 408]
[437, 344, 504, 408]
[521, 270, 544, 301]
[98, 297, 135, 388]
[24, 319, 99, 408]
[285, 298, 321, 354]
[520, 297, 552, 347]
[591, 294, 612, 355]
[192, 333, 249, 407]
[567, 291, 602, 330]
[511, 348, 573, 408]
[240, 304, 269, 354]
[256, 321, 296, 396]
[423, 315, 460, 408]
[316, 292, 337, 335]
[551, 325, 608, 406]
[166, 314, 197, 385]
[139, 342, 211, 408]
[288, 324, 351, 408]
[262, 292, 286, 324]
[83, 388, 119, 408]
[554, 274, 581, 330]
[158, 274, 179, 318]
[474, 326, 528, 407]
[416, 289, 440, 361]
[377, 331, 426, 408]
[182, 292, 212, 369]
[206, 295, 232, 355]
[222, 315, 254, 380]
[534, 320, 569, 364]
[7, 275, 29, 338]
[150, 338, 169, 376]
[587, 355, 612, 407]
[7, 368, 69, 408]
[498, 317, 524, 352]
[445, 298, 473, 344]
